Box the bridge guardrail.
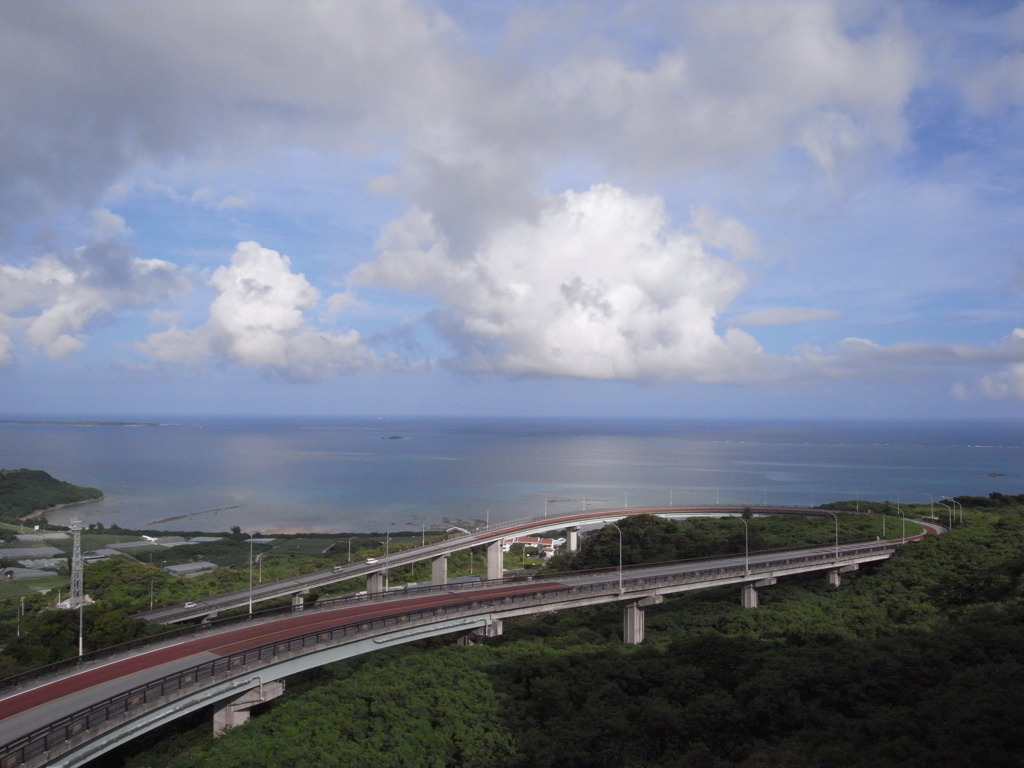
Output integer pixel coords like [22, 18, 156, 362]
[0, 541, 898, 768]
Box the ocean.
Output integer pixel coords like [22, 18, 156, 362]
[0, 417, 1020, 533]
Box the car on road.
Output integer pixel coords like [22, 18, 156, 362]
[365, 558, 378, 564]
[184, 602, 197, 608]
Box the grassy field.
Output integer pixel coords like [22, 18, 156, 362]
[0, 576, 65, 599]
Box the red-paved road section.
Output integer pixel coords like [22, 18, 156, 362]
[0, 582, 565, 725]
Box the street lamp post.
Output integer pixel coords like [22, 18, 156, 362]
[347, 537, 353, 563]
[607, 522, 623, 594]
[888, 490, 904, 539]
[938, 501, 953, 530]
[384, 523, 394, 589]
[924, 493, 935, 518]
[248, 533, 255, 615]
[826, 512, 839, 560]
[739, 517, 750, 573]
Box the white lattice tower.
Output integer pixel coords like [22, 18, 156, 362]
[70, 517, 84, 609]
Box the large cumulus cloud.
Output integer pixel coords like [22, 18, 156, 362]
[142, 242, 375, 379]
[354, 184, 766, 381]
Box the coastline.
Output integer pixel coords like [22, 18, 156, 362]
[21, 495, 105, 522]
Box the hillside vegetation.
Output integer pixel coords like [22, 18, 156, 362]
[0, 468, 102, 524]
[115, 496, 1024, 768]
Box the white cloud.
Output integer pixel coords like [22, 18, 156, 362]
[976, 365, 1024, 401]
[0, 221, 186, 361]
[355, 184, 766, 381]
[953, 330, 1024, 401]
[142, 241, 376, 379]
[325, 291, 363, 316]
[730, 307, 842, 327]
[690, 205, 761, 260]
[793, 330, 1024, 393]
[375, 0, 923, 277]
[956, 3, 1024, 115]
[0, 0, 466, 240]
[494, 1, 919, 178]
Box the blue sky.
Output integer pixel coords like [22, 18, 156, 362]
[1, 0, 1022, 419]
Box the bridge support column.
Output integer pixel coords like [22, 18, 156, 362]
[431, 554, 449, 585]
[458, 619, 504, 646]
[486, 541, 504, 580]
[623, 596, 663, 644]
[213, 680, 285, 736]
[741, 584, 759, 609]
[566, 526, 581, 553]
[367, 571, 386, 594]
[291, 592, 305, 611]
[827, 563, 858, 588]
[741, 577, 777, 609]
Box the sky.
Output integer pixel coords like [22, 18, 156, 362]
[1, 0, 1022, 420]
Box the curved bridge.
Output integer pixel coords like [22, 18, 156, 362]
[0, 535, 908, 768]
[140, 505, 854, 624]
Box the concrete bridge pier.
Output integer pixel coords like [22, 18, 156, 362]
[458, 618, 504, 646]
[741, 576, 777, 609]
[290, 590, 306, 612]
[486, 541, 504, 580]
[212, 680, 285, 736]
[566, 526, 581, 553]
[431, 554, 449, 585]
[367, 571, 386, 594]
[827, 563, 859, 587]
[623, 595, 663, 644]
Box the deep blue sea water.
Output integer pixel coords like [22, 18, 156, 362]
[1, 417, 1021, 533]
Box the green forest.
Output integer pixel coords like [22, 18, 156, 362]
[102, 495, 1024, 768]
[0, 468, 102, 524]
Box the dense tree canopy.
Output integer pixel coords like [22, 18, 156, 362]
[0, 468, 101, 523]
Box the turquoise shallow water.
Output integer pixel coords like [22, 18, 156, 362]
[1, 416, 1020, 533]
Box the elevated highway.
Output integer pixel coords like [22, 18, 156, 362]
[140, 505, 851, 624]
[0, 534, 912, 768]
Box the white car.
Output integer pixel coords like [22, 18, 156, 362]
[184, 601, 197, 608]
[365, 557, 378, 565]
